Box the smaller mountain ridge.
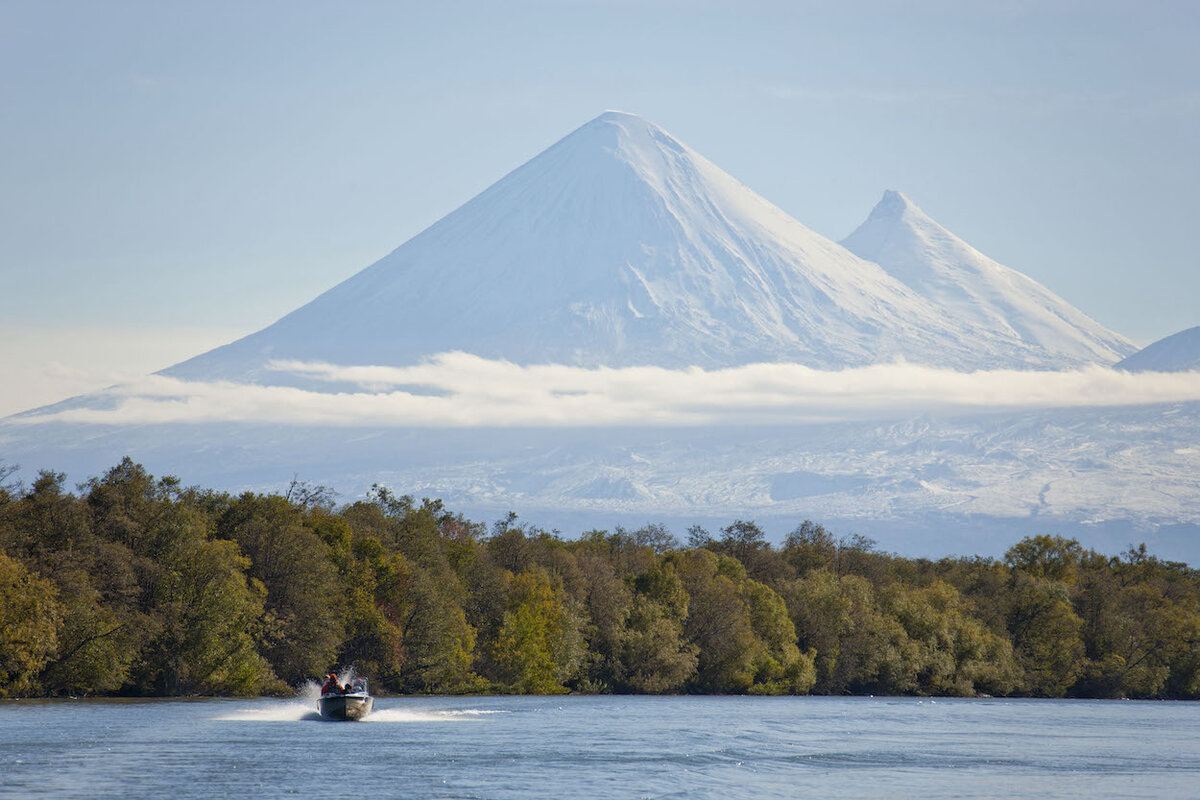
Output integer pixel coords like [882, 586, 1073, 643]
[1117, 326, 1200, 372]
[842, 190, 1133, 367]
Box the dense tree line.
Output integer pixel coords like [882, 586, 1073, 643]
[1, 459, 1198, 699]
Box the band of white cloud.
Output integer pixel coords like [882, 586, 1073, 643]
[15, 352, 1200, 428]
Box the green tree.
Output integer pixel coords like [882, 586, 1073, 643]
[630, 523, 680, 554]
[884, 580, 1018, 696]
[338, 585, 403, 687]
[782, 569, 915, 694]
[0, 550, 63, 696]
[618, 559, 697, 692]
[573, 552, 633, 690]
[1077, 579, 1199, 698]
[672, 550, 757, 692]
[741, 578, 816, 694]
[782, 520, 837, 576]
[718, 520, 768, 566]
[37, 574, 144, 695]
[1, 471, 91, 564]
[396, 564, 481, 693]
[1005, 535, 1083, 584]
[341, 491, 482, 691]
[492, 568, 584, 693]
[619, 596, 698, 692]
[1005, 572, 1085, 696]
[147, 534, 277, 695]
[218, 494, 344, 686]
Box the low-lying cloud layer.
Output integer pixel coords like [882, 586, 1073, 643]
[16, 352, 1200, 428]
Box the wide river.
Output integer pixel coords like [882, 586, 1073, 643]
[2, 695, 1197, 798]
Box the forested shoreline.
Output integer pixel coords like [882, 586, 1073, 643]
[2, 458, 1198, 700]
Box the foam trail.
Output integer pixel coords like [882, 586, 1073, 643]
[215, 699, 321, 722]
[217, 703, 506, 723]
[365, 707, 504, 723]
[216, 671, 512, 722]
[215, 680, 323, 721]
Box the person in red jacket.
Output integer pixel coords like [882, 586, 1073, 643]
[320, 674, 341, 695]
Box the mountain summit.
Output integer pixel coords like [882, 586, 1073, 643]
[842, 190, 1132, 366]
[169, 112, 1128, 381]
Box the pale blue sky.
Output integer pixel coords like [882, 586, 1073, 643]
[1, 0, 1197, 414]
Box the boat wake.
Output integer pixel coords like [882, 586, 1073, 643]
[214, 674, 512, 722]
[216, 695, 510, 723]
[364, 707, 507, 723]
[215, 701, 322, 722]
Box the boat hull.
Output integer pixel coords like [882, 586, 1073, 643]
[318, 693, 373, 721]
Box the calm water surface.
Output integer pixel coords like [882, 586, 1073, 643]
[1, 695, 1197, 799]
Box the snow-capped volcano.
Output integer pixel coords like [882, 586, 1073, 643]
[842, 190, 1133, 367]
[166, 112, 1125, 382]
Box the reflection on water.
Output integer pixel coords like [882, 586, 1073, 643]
[2, 696, 1198, 799]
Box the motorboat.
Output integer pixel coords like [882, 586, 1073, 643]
[318, 677, 373, 721]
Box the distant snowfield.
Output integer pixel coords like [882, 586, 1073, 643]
[4, 393, 1199, 562]
[13, 356, 1200, 428]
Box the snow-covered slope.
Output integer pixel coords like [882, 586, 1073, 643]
[166, 113, 1121, 382]
[842, 191, 1134, 367]
[1117, 326, 1200, 372]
